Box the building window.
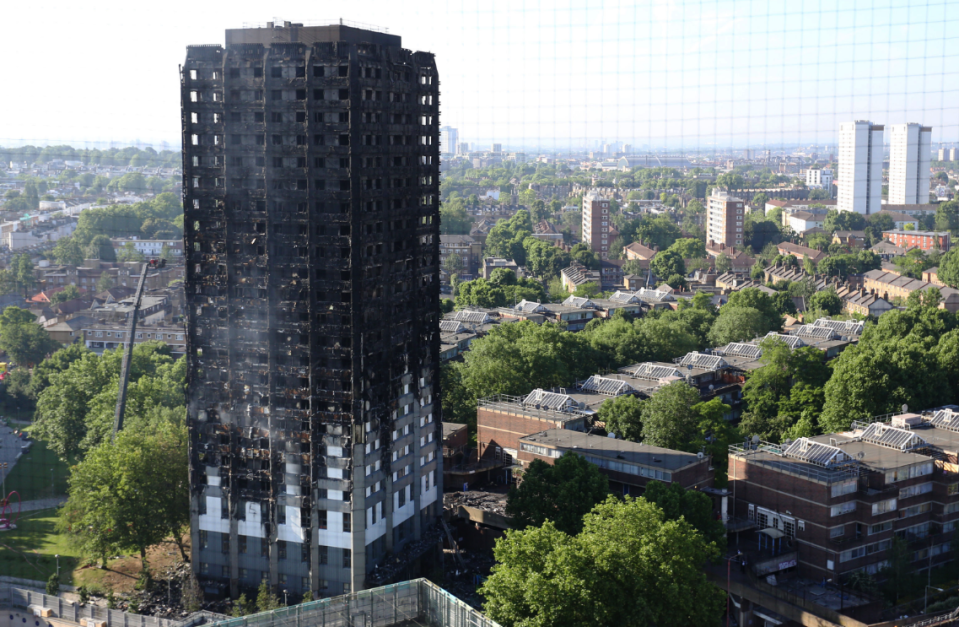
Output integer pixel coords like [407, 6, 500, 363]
[831, 501, 856, 517]
[318, 546, 328, 565]
[343, 548, 351, 568]
[343, 513, 351, 532]
[318, 510, 327, 529]
[872, 498, 897, 515]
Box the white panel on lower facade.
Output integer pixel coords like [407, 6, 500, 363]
[420, 485, 438, 508]
[277, 506, 306, 542]
[198, 496, 230, 534]
[393, 498, 415, 527]
[315, 512, 351, 548]
[237, 501, 266, 538]
[366, 506, 387, 541]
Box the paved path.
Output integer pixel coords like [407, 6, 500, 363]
[16, 497, 67, 512]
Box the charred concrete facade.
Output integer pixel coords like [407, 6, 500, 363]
[180, 23, 442, 599]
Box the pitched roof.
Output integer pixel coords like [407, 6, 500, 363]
[623, 242, 657, 259]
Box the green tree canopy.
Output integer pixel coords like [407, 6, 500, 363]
[649, 249, 685, 281]
[640, 381, 701, 450]
[0, 320, 60, 366]
[506, 453, 610, 535]
[33, 342, 186, 459]
[57, 419, 188, 568]
[481, 496, 724, 627]
[707, 306, 769, 345]
[51, 237, 85, 266]
[85, 235, 117, 261]
[822, 209, 866, 233]
[739, 339, 831, 442]
[439, 198, 472, 234]
[597, 394, 643, 441]
[455, 271, 547, 308]
[820, 305, 959, 432]
[808, 289, 843, 316]
[643, 481, 726, 548]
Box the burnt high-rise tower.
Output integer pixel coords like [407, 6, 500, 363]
[180, 22, 442, 598]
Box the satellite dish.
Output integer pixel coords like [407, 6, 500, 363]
[751, 435, 761, 444]
[709, 384, 715, 391]
[608, 432, 616, 439]
[857, 452, 865, 460]
[902, 404, 908, 413]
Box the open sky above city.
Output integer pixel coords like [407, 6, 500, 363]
[3, 0, 958, 151]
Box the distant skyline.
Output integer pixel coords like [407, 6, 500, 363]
[2, 0, 957, 151]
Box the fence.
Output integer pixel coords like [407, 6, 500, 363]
[208, 579, 499, 627]
[3, 586, 181, 627]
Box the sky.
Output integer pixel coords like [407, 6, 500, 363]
[2, 0, 957, 153]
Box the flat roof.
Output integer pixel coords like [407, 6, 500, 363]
[225, 24, 401, 48]
[816, 434, 929, 471]
[521, 429, 704, 472]
[442, 422, 467, 437]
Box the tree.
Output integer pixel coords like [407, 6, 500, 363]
[486, 210, 533, 263]
[94, 273, 114, 292]
[649, 249, 685, 281]
[808, 289, 843, 316]
[506, 453, 609, 535]
[820, 306, 958, 432]
[715, 253, 732, 274]
[442, 252, 463, 278]
[51, 237, 85, 266]
[117, 242, 145, 263]
[572, 282, 600, 298]
[85, 235, 117, 261]
[0, 306, 36, 330]
[440, 199, 472, 235]
[935, 200, 959, 233]
[481, 496, 724, 627]
[708, 306, 768, 345]
[34, 342, 185, 459]
[724, 288, 783, 332]
[57, 420, 189, 569]
[30, 343, 91, 398]
[640, 381, 701, 450]
[50, 284, 81, 305]
[46, 573, 60, 596]
[881, 536, 914, 604]
[569, 243, 600, 269]
[739, 339, 830, 442]
[597, 394, 643, 441]
[0, 322, 60, 366]
[455, 272, 547, 309]
[643, 481, 726, 548]
[256, 581, 283, 611]
[822, 209, 866, 233]
[939, 248, 959, 289]
[523, 238, 571, 279]
[668, 238, 706, 260]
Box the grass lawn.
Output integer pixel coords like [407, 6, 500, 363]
[2, 423, 72, 500]
[0, 507, 81, 584]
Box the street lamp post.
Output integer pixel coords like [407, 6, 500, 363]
[283, 590, 288, 606]
[925, 585, 943, 614]
[55, 554, 60, 577]
[726, 551, 743, 627]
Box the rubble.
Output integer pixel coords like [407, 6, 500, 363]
[93, 562, 231, 619]
[443, 490, 507, 516]
[367, 522, 444, 587]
